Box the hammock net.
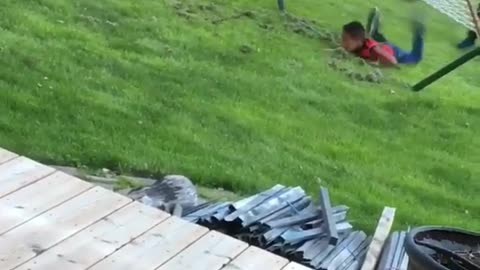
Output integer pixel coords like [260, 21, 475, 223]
[422, 0, 479, 33]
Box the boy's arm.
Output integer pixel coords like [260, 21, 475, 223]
[371, 46, 398, 66]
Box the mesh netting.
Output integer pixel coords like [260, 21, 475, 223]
[422, 0, 479, 33]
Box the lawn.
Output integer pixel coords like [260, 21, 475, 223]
[0, 0, 479, 231]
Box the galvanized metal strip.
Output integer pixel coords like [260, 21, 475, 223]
[261, 198, 313, 226]
[266, 212, 319, 229]
[242, 189, 306, 226]
[303, 238, 330, 261]
[319, 187, 339, 245]
[319, 232, 364, 269]
[224, 185, 287, 222]
[391, 232, 406, 270]
[336, 236, 371, 270]
[240, 187, 305, 225]
[376, 232, 398, 270]
[323, 232, 367, 270]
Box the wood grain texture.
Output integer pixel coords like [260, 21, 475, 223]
[91, 216, 208, 270]
[156, 230, 248, 270]
[0, 186, 131, 269]
[15, 202, 169, 270]
[282, 262, 314, 270]
[0, 149, 310, 270]
[0, 148, 18, 164]
[221, 246, 288, 270]
[0, 171, 92, 234]
[0, 157, 55, 198]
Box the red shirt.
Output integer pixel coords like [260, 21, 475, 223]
[356, 38, 395, 61]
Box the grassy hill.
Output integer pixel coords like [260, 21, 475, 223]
[1, 0, 479, 231]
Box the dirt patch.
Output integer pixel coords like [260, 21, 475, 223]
[212, 10, 256, 24]
[169, 0, 226, 22]
[168, 1, 272, 30]
[328, 49, 384, 83]
[168, 1, 385, 84]
[284, 13, 384, 83]
[283, 13, 339, 46]
[239, 44, 254, 54]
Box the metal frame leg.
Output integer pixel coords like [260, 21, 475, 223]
[277, 0, 285, 11]
[412, 47, 480, 91]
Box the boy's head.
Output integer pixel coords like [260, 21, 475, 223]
[341, 21, 366, 52]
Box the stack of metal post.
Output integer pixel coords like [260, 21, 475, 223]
[376, 231, 409, 270]
[182, 185, 371, 270]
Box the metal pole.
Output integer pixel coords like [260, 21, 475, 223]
[412, 47, 480, 91]
[464, 0, 480, 36]
[277, 0, 285, 12]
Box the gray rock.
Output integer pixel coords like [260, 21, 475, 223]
[128, 175, 198, 209]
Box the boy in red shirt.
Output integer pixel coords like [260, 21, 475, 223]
[341, 8, 425, 66]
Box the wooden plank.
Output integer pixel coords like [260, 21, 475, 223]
[0, 186, 131, 269]
[0, 171, 92, 234]
[221, 246, 288, 270]
[282, 262, 313, 270]
[0, 156, 55, 198]
[157, 230, 248, 270]
[360, 207, 396, 270]
[90, 216, 208, 270]
[0, 148, 18, 164]
[15, 202, 169, 270]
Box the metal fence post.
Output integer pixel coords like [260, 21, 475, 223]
[278, 0, 285, 11]
[412, 47, 480, 91]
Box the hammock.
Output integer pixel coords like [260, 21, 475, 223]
[413, 0, 480, 91]
[422, 0, 479, 34]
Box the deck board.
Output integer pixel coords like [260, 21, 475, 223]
[90, 216, 208, 270]
[0, 148, 18, 164]
[221, 246, 289, 270]
[0, 157, 55, 198]
[0, 171, 92, 234]
[156, 230, 248, 270]
[0, 147, 312, 270]
[15, 202, 169, 270]
[282, 262, 314, 270]
[0, 186, 130, 269]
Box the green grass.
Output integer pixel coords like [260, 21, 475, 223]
[1, 0, 479, 231]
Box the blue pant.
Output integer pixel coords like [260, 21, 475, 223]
[387, 34, 424, 64]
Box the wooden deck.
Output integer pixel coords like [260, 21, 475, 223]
[0, 148, 312, 270]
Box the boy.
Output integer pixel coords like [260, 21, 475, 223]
[341, 8, 425, 66]
[456, 3, 479, 49]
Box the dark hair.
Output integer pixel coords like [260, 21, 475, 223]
[343, 21, 366, 40]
